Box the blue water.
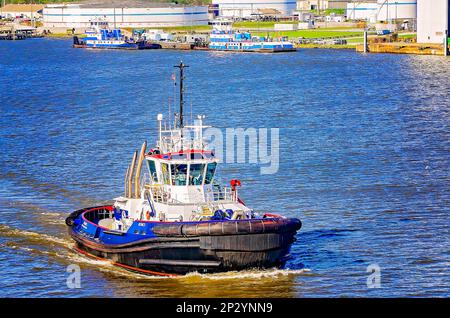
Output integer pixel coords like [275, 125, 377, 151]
[0, 38, 449, 297]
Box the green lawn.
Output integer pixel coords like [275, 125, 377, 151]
[297, 44, 356, 49]
[159, 25, 212, 33]
[341, 33, 417, 44]
[233, 21, 297, 28]
[346, 37, 364, 43]
[398, 33, 416, 39]
[156, 24, 364, 40]
[254, 30, 364, 39]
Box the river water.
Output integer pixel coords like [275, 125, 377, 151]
[0, 38, 449, 297]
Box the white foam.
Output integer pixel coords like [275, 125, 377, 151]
[182, 268, 310, 280]
[0, 224, 71, 248]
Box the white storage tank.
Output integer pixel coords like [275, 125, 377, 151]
[376, 0, 417, 21]
[43, 4, 209, 28]
[346, 2, 378, 21]
[212, 0, 296, 18]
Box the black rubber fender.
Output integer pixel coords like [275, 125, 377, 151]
[65, 206, 95, 227]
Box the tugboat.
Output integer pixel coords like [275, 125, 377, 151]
[73, 19, 161, 50]
[66, 62, 301, 276]
[208, 20, 296, 53]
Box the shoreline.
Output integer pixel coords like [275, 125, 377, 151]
[37, 35, 357, 50]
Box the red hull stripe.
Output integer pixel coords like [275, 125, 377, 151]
[73, 246, 178, 277]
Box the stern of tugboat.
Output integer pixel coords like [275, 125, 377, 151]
[66, 206, 301, 275]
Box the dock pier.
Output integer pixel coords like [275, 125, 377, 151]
[356, 42, 446, 56]
[0, 25, 41, 41]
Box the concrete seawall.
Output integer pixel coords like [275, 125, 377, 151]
[356, 42, 446, 55]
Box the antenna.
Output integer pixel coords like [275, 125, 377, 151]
[173, 61, 189, 130]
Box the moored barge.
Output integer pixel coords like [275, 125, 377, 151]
[72, 19, 161, 50]
[208, 20, 296, 53]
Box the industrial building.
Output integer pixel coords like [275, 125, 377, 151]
[417, 0, 449, 44]
[346, 1, 416, 22]
[297, 1, 353, 11]
[346, 1, 378, 21]
[42, 2, 209, 28]
[211, 0, 296, 18]
[0, 4, 44, 19]
[375, 0, 417, 21]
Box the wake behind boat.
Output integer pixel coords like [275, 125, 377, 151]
[66, 62, 301, 276]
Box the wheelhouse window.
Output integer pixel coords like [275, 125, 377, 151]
[171, 164, 187, 186]
[171, 153, 188, 160]
[148, 160, 158, 183]
[161, 163, 170, 185]
[204, 162, 217, 184]
[190, 153, 204, 160]
[189, 164, 205, 186]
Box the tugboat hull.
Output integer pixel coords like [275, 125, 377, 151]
[67, 206, 301, 276]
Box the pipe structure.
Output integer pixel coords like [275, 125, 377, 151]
[124, 164, 130, 197]
[128, 151, 138, 198]
[134, 141, 147, 198]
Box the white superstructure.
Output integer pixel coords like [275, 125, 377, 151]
[116, 113, 251, 223]
[43, 3, 209, 28]
[113, 62, 252, 223]
[417, 0, 449, 43]
[212, 0, 296, 18]
[376, 0, 417, 21]
[346, 0, 417, 21]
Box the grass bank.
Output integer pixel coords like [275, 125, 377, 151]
[254, 29, 364, 39]
[296, 43, 356, 49]
[159, 25, 212, 33]
[233, 21, 296, 28]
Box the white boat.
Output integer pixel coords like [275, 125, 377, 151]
[73, 19, 160, 50]
[208, 19, 296, 53]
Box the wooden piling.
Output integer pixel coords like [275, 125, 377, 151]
[363, 31, 368, 53]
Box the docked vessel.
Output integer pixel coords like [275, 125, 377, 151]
[73, 19, 161, 50]
[208, 20, 296, 53]
[66, 62, 301, 276]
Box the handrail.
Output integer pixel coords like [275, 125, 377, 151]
[141, 183, 235, 205]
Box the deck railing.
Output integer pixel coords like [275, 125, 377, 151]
[141, 173, 235, 205]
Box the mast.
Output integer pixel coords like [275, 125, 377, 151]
[174, 61, 189, 130]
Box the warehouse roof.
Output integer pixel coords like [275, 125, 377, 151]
[257, 8, 282, 15]
[0, 4, 45, 12]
